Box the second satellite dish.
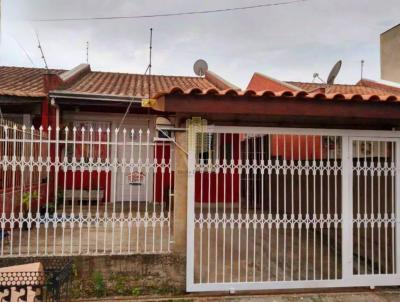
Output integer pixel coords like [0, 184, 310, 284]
[327, 60, 342, 85]
[193, 59, 208, 76]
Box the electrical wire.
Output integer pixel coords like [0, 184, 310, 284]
[33, 0, 308, 22]
[117, 63, 150, 130]
[10, 35, 36, 67]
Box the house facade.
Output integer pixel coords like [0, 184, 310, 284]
[2, 64, 400, 293]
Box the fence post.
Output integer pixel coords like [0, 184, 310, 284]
[173, 129, 188, 254]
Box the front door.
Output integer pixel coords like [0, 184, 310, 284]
[114, 122, 154, 203]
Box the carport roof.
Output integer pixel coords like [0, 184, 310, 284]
[152, 86, 400, 102]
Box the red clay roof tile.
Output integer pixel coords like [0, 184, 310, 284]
[154, 87, 399, 102]
[0, 66, 64, 97]
[286, 81, 400, 97]
[247, 72, 400, 99]
[357, 79, 400, 96]
[64, 70, 218, 98]
[0, 66, 221, 99]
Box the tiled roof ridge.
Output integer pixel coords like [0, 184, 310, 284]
[286, 80, 400, 97]
[287, 81, 368, 87]
[87, 69, 209, 80]
[287, 80, 400, 89]
[59, 68, 220, 98]
[251, 72, 301, 91]
[357, 78, 400, 95]
[205, 70, 240, 90]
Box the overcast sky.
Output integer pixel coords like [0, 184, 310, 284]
[0, 0, 399, 88]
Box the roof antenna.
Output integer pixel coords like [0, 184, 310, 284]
[148, 28, 153, 101]
[35, 31, 48, 69]
[360, 59, 364, 80]
[193, 59, 208, 76]
[86, 41, 89, 64]
[312, 72, 325, 83]
[326, 60, 342, 85]
[0, 0, 2, 44]
[146, 28, 153, 129]
[117, 28, 153, 130]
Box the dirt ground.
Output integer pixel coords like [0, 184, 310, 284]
[74, 288, 400, 301]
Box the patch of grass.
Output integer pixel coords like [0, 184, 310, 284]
[114, 276, 125, 294]
[92, 271, 106, 297]
[108, 273, 132, 295]
[131, 287, 141, 296]
[69, 279, 83, 299]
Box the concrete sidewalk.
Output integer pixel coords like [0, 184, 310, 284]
[75, 289, 400, 302]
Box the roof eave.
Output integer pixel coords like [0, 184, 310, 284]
[49, 90, 142, 103]
[151, 93, 400, 124]
[0, 95, 44, 104]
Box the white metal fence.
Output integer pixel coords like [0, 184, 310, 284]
[351, 138, 397, 276]
[187, 125, 400, 291]
[0, 122, 174, 256]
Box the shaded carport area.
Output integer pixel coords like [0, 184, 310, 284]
[149, 87, 400, 291]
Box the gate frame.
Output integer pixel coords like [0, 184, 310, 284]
[186, 125, 400, 292]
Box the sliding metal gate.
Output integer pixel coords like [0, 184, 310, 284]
[187, 125, 400, 291]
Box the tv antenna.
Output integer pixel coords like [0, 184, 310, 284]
[312, 72, 324, 83]
[117, 28, 153, 130]
[193, 59, 208, 76]
[360, 59, 364, 80]
[35, 31, 48, 69]
[86, 41, 89, 64]
[148, 28, 153, 100]
[326, 60, 342, 85]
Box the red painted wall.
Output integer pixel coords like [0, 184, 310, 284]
[195, 172, 240, 203]
[154, 143, 174, 203]
[271, 134, 326, 160]
[57, 133, 327, 205]
[59, 142, 173, 204]
[195, 134, 240, 203]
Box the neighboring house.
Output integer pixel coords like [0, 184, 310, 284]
[0, 63, 236, 130]
[0, 64, 237, 245]
[0, 67, 66, 219]
[247, 71, 400, 97]
[0, 66, 64, 127]
[381, 23, 400, 83]
[47, 64, 237, 204]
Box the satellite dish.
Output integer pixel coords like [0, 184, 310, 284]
[326, 60, 342, 85]
[193, 59, 208, 76]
